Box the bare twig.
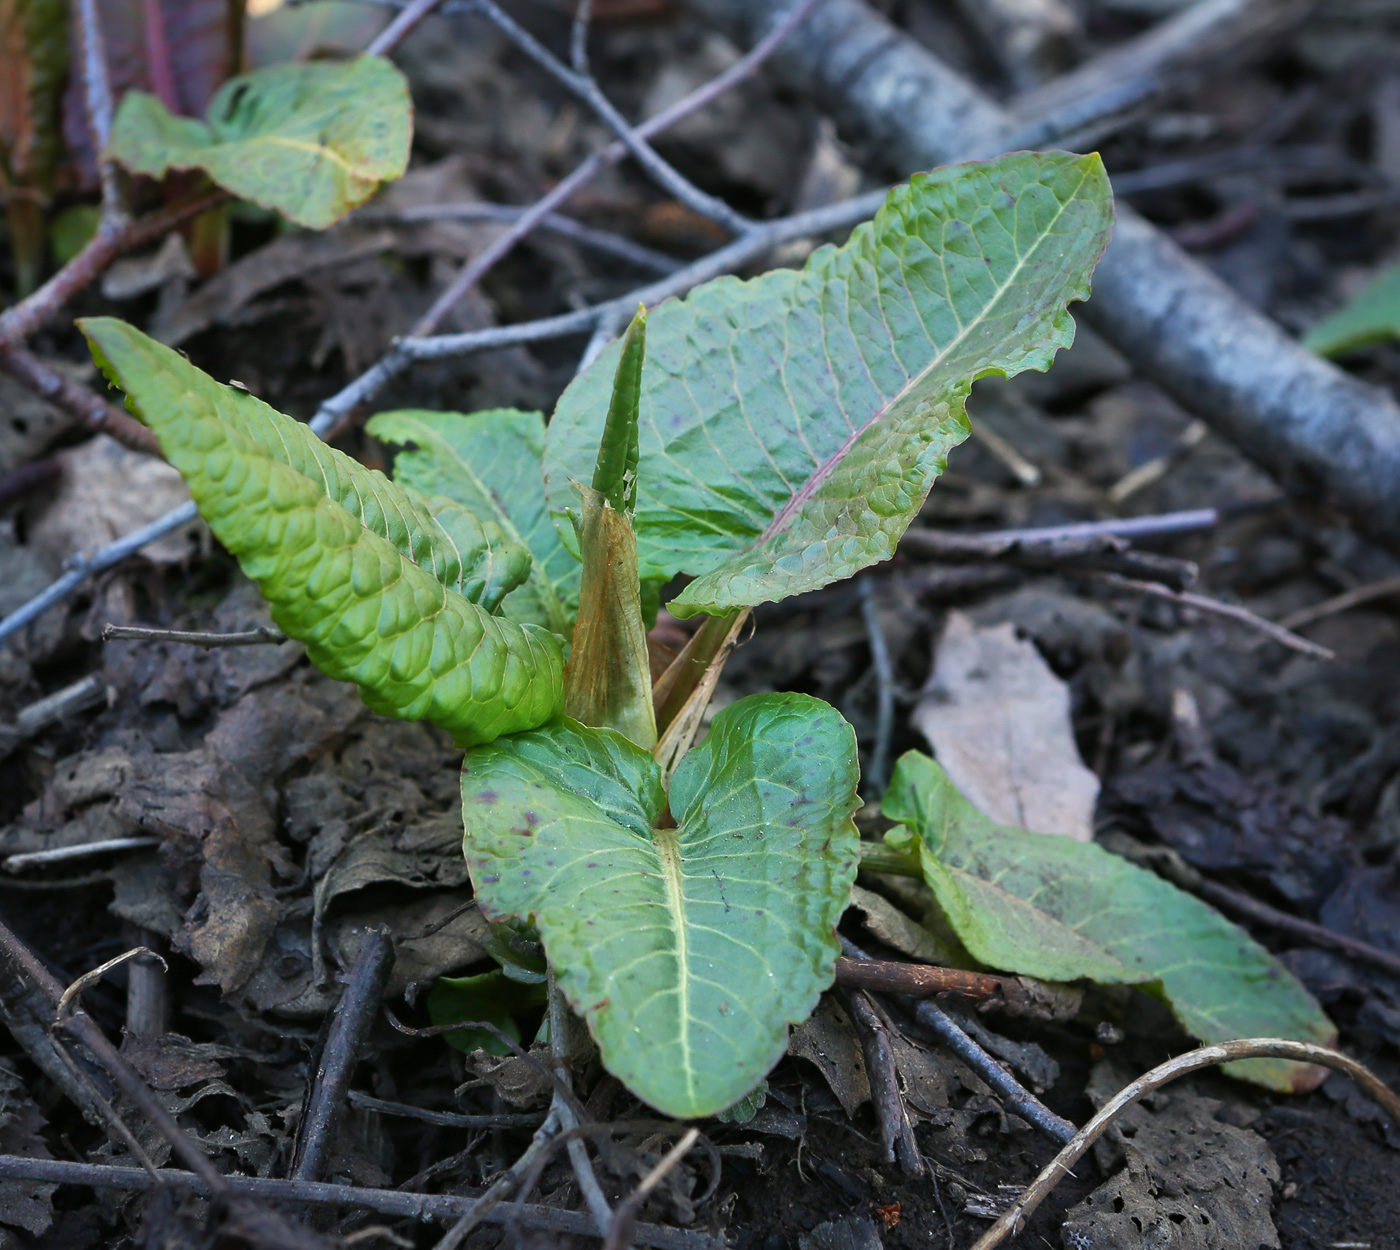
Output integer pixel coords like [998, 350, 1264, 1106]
[2, 673, 107, 745]
[4, 839, 161, 872]
[1007, 0, 1313, 151]
[970, 1038, 1400, 1250]
[0, 1154, 723, 1250]
[972, 510, 1221, 545]
[603, 1128, 701, 1250]
[910, 998, 1077, 1144]
[840, 937, 1076, 1144]
[474, 0, 752, 235]
[1278, 575, 1400, 632]
[548, 977, 613, 1234]
[0, 338, 159, 455]
[74, 0, 122, 224]
[366, 0, 446, 54]
[386, 203, 681, 272]
[834, 957, 1011, 1005]
[841, 989, 922, 1175]
[123, 926, 168, 1039]
[686, 0, 1400, 561]
[347, 1090, 546, 1129]
[900, 527, 1199, 593]
[102, 623, 288, 648]
[571, 0, 594, 74]
[410, 0, 823, 334]
[0, 191, 224, 343]
[57, 946, 166, 1021]
[1095, 572, 1335, 661]
[859, 577, 895, 797]
[294, 927, 396, 1182]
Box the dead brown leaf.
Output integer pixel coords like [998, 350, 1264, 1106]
[914, 611, 1099, 839]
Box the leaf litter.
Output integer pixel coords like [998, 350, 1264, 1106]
[6, 3, 1400, 1248]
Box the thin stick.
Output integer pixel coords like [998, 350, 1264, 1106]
[366, 0, 445, 55]
[0, 191, 223, 343]
[347, 1090, 546, 1129]
[74, 0, 122, 224]
[548, 977, 613, 1234]
[910, 998, 1077, 1144]
[0, 337, 159, 455]
[571, 0, 594, 74]
[840, 936, 1076, 1144]
[3, 839, 160, 873]
[1278, 574, 1400, 632]
[833, 957, 1010, 1005]
[841, 990, 922, 1175]
[859, 577, 896, 797]
[602, 1128, 700, 1250]
[388, 203, 681, 272]
[123, 926, 168, 1039]
[973, 509, 1220, 545]
[474, 0, 752, 235]
[102, 624, 287, 648]
[1095, 572, 1335, 661]
[0, 1154, 722, 1249]
[411, 0, 823, 334]
[294, 927, 396, 1181]
[970, 1038, 1400, 1250]
[1193, 877, 1400, 982]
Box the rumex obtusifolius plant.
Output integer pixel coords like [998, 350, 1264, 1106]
[81, 149, 1335, 1117]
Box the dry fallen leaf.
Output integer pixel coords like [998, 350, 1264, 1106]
[27, 435, 203, 567]
[913, 610, 1099, 840]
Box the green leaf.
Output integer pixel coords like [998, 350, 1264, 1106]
[883, 753, 1336, 1092]
[461, 693, 861, 1118]
[107, 55, 411, 229]
[427, 970, 548, 1055]
[1303, 263, 1400, 357]
[368, 409, 578, 635]
[80, 316, 564, 746]
[545, 152, 1113, 618]
[592, 305, 646, 514]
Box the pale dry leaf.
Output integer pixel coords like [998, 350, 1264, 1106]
[913, 611, 1098, 840]
[787, 995, 871, 1117]
[27, 435, 203, 567]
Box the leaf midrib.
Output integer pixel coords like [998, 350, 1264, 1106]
[760, 169, 1088, 544]
[651, 824, 694, 1108]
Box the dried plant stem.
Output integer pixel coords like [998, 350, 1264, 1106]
[366, 0, 446, 53]
[970, 1038, 1400, 1250]
[102, 624, 287, 648]
[1095, 571, 1335, 661]
[0, 1154, 721, 1249]
[603, 1128, 701, 1250]
[294, 927, 396, 1181]
[0, 338, 159, 455]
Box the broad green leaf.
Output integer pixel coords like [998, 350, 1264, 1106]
[368, 409, 578, 635]
[546, 151, 1113, 618]
[81, 317, 563, 746]
[1304, 263, 1400, 357]
[107, 55, 410, 229]
[427, 970, 548, 1055]
[883, 753, 1336, 1092]
[461, 693, 861, 1117]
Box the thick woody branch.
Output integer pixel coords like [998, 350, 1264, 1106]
[680, 0, 1400, 557]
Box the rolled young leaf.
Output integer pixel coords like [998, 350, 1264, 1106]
[883, 752, 1336, 1092]
[461, 693, 860, 1118]
[81, 317, 563, 746]
[546, 151, 1113, 618]
[564, 306, 657, 748]
[106, 55, 411, 229]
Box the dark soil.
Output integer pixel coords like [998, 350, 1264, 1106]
[5, 1, 1400, 1248]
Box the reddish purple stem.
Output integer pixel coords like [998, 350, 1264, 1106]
[143, 0, 181, 113]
